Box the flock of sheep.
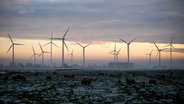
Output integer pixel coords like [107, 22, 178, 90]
[1, 70, 158, 85]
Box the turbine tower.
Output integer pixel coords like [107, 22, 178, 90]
[145, 50, 153, 65]
[68, 49, 74, 66]
[44, 33, 58, 66]
[7, 34, 23, 66]
[53, 27, 70, 67]
[153, 42, 165, 67]
[76, 42, 92, 67]
[119, 37, 136, 64]
[164, 37, 175, 69]
[38, 43, 49, 66]
[30, 46, 39, 67]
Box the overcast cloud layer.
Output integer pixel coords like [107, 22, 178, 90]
[0, 0, 184, 43]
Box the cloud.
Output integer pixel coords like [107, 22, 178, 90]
[0, 0, 184, 43]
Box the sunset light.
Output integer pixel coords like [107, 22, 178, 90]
[0, 0, 184, 67]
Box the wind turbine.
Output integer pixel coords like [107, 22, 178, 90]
[30, 46, 39, 67]
[116, 48, 121, 62]
[119, 37, 136, 64]
[68, 49, 74, 66]
[38, 43, 49, 66]
[44, 33, 58, 66]
[153, 41, 165, 67]
[53, 27, 70, 67]
[7, 34, 23, 66]
[108, 43, 117, 63]
[164, 37, 175, 69]
[76, 42, 92, 67]
[145, 49, 153, 65]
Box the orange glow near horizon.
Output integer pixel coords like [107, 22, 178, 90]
[0, 37, 184, 65]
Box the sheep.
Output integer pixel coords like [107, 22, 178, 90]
[126, 78, 135, 84]
[0, 75, 9, 80]
[149, 79, 157, 84]
[64, 74, 75, 78]
[98, 72, 104, 76]
[12, 74, 26, 81]
[53, 71, 57, 75]
[0, 72, 9, 80]
[34, 71, 39, 76]
[2, 75, 9, 80]
[46, 75, 52, 80]
[81, 77, 93, 85]
[156, 74, 166, 80]
[174, 93, 184, 104]
[110, 74, 116, 77]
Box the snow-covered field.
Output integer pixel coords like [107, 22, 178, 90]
[0, 69, 184, 104]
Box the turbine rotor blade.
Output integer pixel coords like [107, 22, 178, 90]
[109, 53, 114, 55]
[63, 27, 70, 38]
[43, 51, 50, 53]
[30, 55, 34, 60]
[160, 48, 166, 51]
[52, 42, 59, 48]
[14, 43, 23, 45]
[32, 46, 35, 54]
[35, 53, 39, 55]
[37, 53, 42, 59]
[85, 43, 92, 48]
[76, 42, 83, 47]
[108, 50, 114, 54]
[164, 44, 170, 47]
[119, 38, 127, 43]
[39, 43, 43, 51]
[108, 52, 114, 55]
[7, 45, 13, 53]
[117, 48, 121, 53]
[43, 42, 51, 47]
[129, 37, 136, 43]
[64, 41, 69, 51]
[171, 45, 176, 49]
[52, 38, 62, 40]
[153, 41, 159, 50]
[8, 34, 13, 43]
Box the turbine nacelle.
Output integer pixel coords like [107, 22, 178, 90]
[119, 37, 136, 45]
[39, 43, 50, 55]
[145, 49, 153, 56]
[76, 42, 92, 48]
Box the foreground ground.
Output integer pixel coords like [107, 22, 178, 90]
[0, 69, 184, 104]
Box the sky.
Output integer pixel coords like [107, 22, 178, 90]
[0, 0, 184, 67]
